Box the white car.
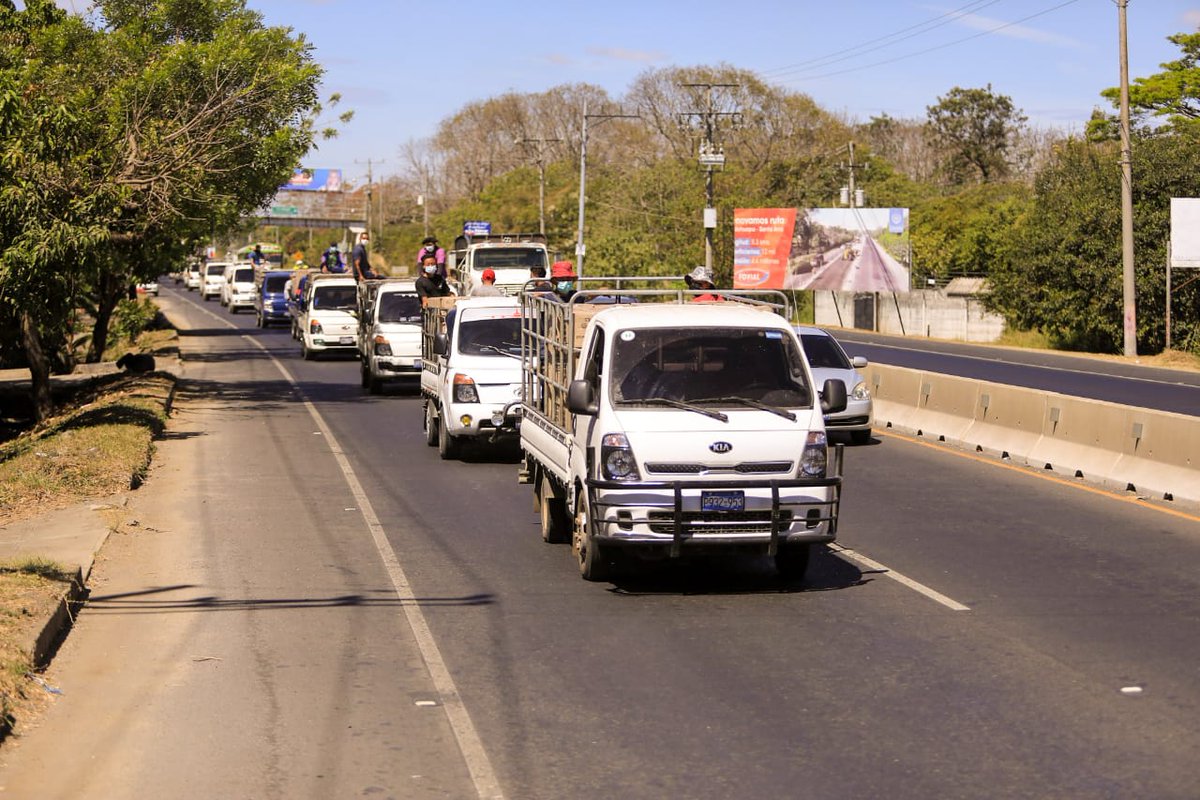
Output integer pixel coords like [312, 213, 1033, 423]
[794, 325, 873, 444]
[300, 275, 359, 360]
[185, 263, 202, 291]
[224, 264, 257, 313]
[136, 281, 159, 297]
[201, 261, 230, 301]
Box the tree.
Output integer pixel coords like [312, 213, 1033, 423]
[925, 85, 1027, 185]
[1100, 32, 1200, 129]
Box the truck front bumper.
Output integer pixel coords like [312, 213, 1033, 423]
[442, 401, 523, 441]
[584, 446, 842, 557]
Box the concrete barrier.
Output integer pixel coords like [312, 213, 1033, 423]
[868, 363, 1200, 505]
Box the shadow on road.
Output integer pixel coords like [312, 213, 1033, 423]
[82, 584, 496, 614]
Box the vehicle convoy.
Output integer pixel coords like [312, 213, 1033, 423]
[254, 269, 293, 328]
[201, 261, 230, 301]
[223, 264, 256, 313]
[299, 274, 358, 360]
[420, 296, 525, 459]
[447, 232, 549, 296]
[357, 279, 422, 393]
[518, 283, 847, 582]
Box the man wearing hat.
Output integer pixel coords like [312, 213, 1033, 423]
[684, 265, 723, 302]
[416, 236, 446, 277]
[549, 261, 577, 302]
[470, 268, 503, 296]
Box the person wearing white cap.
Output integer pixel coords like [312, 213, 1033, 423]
[684, 265, 723, 302]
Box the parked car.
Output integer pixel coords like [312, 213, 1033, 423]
[201, 261, 230, 301]
[793, 325, 873, 444]
[254, 270, 293, 328]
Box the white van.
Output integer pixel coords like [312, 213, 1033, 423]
[201, 261, 230, 301]
[300, 274, 359, 360]
[357, 279, 422, 393]
[224, 264, 257, 313]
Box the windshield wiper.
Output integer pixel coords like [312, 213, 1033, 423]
[690, 396, 797, 421]
[617, 397, 728, 422]
[478, 344, 523, 360]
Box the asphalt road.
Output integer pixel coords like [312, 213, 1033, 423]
[5, 281, 1199, 799]
[834, 328, 1200, 417]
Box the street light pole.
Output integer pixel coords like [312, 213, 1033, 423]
[1117, 0, 1137, 357]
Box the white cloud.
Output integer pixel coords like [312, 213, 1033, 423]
[585, 46, 665, 64]
[545, 53, 573, 66]
[930, 6, 1087, 50]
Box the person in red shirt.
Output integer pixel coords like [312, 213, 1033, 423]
[685, 265, 723, 302]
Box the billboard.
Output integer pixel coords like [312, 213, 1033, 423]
[735, 207, 911, 292]
[1170, 198, 1200, 268]
[280, 168, 343, 192]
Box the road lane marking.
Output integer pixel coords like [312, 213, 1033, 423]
[828, 543, 971, 612]
[173, 295, 505, 800]
[876, 429, 1200, 524]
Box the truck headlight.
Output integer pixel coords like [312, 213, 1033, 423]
[452, 374, 479, 403]
[601, 433, 640, 481]
[800, 431, 827, 478]
[851, 381, 870, 401]
[373, 334, 392, 356]
[309, 320, 323, 334]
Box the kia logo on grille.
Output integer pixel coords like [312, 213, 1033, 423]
[709, 441, 733, 454]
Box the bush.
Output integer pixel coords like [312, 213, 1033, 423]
[110, 298, 158, 344]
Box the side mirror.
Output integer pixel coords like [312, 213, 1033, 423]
[566, 379, 599, 416]
[433, 333, 448, 356]
[850, 355, 868, 369]
[820, 378, 848, 415]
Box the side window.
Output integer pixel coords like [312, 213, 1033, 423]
[583, 328, 605, 385]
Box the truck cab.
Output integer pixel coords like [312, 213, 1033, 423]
[448, 232, 548, 296]
[299, 274, 358, 360]
[520, 288, 847, 583]
[420, 296, 525, 459]
[357, 279, 422, 393]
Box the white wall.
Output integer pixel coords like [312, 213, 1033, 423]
[814, 290, 1005, 342]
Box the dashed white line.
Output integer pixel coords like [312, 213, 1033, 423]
[829, 543, 971, 612]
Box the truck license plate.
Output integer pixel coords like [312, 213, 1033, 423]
[701, 491, 744, 512]
[339, 336, 354, 345]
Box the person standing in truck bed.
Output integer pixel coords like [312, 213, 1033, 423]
[415, 254, 451, 306]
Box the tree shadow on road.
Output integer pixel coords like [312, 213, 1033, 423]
[81, 584, 496, 614]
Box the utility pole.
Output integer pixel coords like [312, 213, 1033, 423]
[839, 142, 865, 208]
[516, 137, 562, 236]
[679, 83, 742, 272]
[1117, 0, 1137, 357]
[576, 99, 639, 277]
[354, 157, 385, 243]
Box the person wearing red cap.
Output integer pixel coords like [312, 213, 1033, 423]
[470, 267, 503, 296]
[549, 261, 577, 302]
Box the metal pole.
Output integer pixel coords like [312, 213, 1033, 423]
[576, 99, 588, 277]
[1118, 0, 1137, 356]
[1166, 249, 1172, 350]
[704, 166, 714, 271]
[538, 159, 546, 236]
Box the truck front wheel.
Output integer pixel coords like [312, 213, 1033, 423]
[438, 415, 460, 460]
[573, 497, 610, 582]
[423, 402, 438, 447]
[539, 476, 571, 544]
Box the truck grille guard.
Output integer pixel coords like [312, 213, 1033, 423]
[584, 445, 843, 557]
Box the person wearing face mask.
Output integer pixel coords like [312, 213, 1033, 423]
[415, 236, 446, 277]
[415, 253, 451, 306]
[351, 232, 377, 281]
[548, 260, 577, 302]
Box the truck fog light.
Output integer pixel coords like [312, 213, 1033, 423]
[460, 414, 472, 427]
[491, 411, 505, 426]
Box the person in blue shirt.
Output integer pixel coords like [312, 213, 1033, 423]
[321, 243, 346, 274]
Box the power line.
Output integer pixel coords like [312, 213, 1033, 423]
[773, 0, 1081, 84]
[758, 0, 1003, 79]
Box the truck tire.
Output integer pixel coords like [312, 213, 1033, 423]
[367, 375, 382, 395]
[302, 341, 315, 361]
[539, 476, 571, 544]
[775, 543, 812, 583]
[573, 496, 610, 582]
[423, 402, 438, 447]
[437, 414, 459, 459]
[360, 363, 370, 389]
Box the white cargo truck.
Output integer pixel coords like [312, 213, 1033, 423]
[299, 274, 358, 360]
[357, 279, 423, 393]
[519, 284, 847, 582]
[420, 296, 525, 459]
[447, 232, 549, 297]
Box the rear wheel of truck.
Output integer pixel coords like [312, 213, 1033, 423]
[423, 401, 438, 447]
[775, 543, 811, 583]
[437, 414, 459, 459]
[573, 497, 610, 582]
[539, 476, 571, 544]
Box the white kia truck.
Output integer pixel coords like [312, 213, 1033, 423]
[357, 279, 423, 393]
[447, 232, 548, 296]
[299, 274, 359, 360]
[420, 296, 525, 459]
[518, 286, 847, 582]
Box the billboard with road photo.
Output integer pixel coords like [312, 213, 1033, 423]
[734, 207, 910, 292]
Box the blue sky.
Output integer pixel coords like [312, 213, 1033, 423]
[249, 0, 1200, 187]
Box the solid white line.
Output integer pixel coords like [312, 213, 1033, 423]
[829, 543, 971, 612]
[173, 295, 505, 799]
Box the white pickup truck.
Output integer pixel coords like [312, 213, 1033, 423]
[420, 296, 525, 459]
[299, 274, 359, 360]
[448, 232, 548, 296]
[357, 279, 422, 393]
[518, 285, 847, 582]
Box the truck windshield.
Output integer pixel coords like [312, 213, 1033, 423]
[378, 292, 421, 324]
[264, 275, 288, 293]
[234, 268, 254, 283]
[611, 327, 811, 407]
[206, 264, 226, 275]
[312, 285, 357, 310]
[473, 248, 547, 272]
[457, 312, 523, 357]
